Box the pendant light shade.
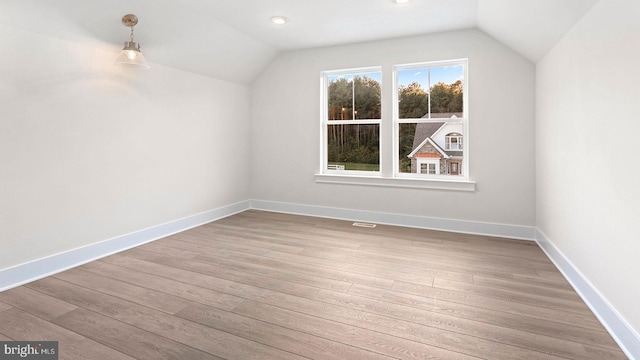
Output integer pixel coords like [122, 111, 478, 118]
[115, 41, 149, 67]
[116, 14, 150, 69]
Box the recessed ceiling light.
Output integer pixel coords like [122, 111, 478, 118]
[394, 0, 411, 3]
[271, 16, 288, 25]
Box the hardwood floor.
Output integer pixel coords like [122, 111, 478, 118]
[0, 210, 628, 359]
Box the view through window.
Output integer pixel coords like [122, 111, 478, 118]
[325, 69, 382, 172]
[321, 60, 467, 179]
[396, 61, 466, 176]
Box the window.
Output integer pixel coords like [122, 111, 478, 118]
[319, 60, 470, 189]
[419, 160, 438, 174]
[395, 60, 467, 177]
[445, 133, 463, 150]
[321, 68, 382, 173]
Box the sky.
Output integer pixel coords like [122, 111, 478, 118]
[327, 65, 463, 91]
[327, 71, 382, 84]
[397, 65, 464, 89]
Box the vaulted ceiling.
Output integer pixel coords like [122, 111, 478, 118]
[0, 0, 599, 84]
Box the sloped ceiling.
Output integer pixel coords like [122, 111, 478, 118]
[477, 0, 600, 62]
[0, 0, 599, 85]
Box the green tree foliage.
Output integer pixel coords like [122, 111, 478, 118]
[327, 125, 379, 165]
[430, 80, 463, 114]
[398, 123, 416, 172]
[327, 75, 381, 167]
[398, 82, 428, 118]
[327, 75, 381, 120]
[328, 77, 353, 120]
[399, 80, 463, 118]
[353, 76, 382, 119]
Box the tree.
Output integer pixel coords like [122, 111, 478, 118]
[353, 76, 381, 119]
[327, 77, 353, 120]
[398, 123, 416, 172]
[399, 80, 463, 118]
[327, 76, 381, 166]
[430, 80, 463, 114]
[398, 82, 428, 118]
[448, 80, 463, 112]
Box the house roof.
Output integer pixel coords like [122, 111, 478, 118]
[412, 122, 446, 152]
[412, 113, 462, 149]
[410, 117, 466, 159]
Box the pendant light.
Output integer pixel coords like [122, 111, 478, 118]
[115, 14, 150, 68]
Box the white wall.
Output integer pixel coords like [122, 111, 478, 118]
[536, 0, 640, 345]
[251, 29, 536, 227]
[0, 24, 251, 270]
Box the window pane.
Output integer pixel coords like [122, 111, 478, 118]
[430, 65, 464, 117]
[398, 69, 429, 119]
[327, 74, 353, 120]
[327, 124, 379, 171]
[400, 122, 464, 175]
[397, 65, 464, 120]
[354, 73, 381, 120]
[398, 123, 417, 172]
[327, 73, 381, 121]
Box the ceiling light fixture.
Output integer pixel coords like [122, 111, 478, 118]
[271, 16, 288, 25]
[115, 14, 150, 68]
[394, 0, 411, 4]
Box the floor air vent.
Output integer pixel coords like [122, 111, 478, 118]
[352, 222, 377, 228]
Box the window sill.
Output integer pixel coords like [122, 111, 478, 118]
[314, 174, 476, 192]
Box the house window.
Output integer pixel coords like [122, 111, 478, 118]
[418, 160, 439, 174]
[421, 164, 435, 174]
[395, 60, 467, 177]
[445, 133, 463, 150]
[321, 68, 382, 173]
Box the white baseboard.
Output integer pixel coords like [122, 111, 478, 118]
[250, 199, 536, 240]
[0, 200, 250, 292]
[2, 198, 636, 359]
[536, 229, 639, 360]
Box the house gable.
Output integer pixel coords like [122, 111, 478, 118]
[408, 137, 450, 159]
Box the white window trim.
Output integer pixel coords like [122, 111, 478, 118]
[320, 66, 382, 175]
[314, 173, 476, 191]
[317, 60, 475, 192]
[393, 59, 469, 180]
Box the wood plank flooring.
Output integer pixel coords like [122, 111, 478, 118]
[0, 210, 628, 359]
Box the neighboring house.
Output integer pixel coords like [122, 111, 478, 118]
[407, 113, 463, 175]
